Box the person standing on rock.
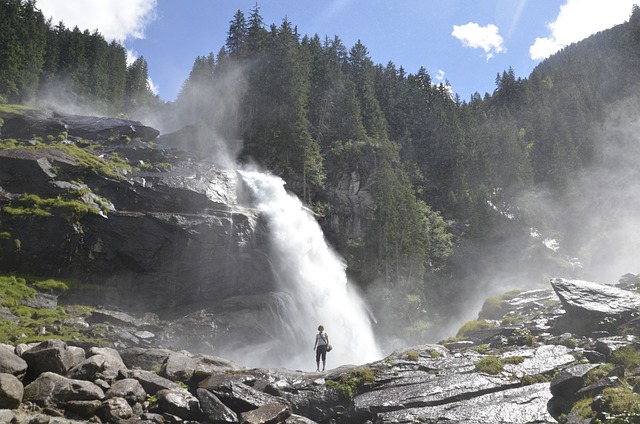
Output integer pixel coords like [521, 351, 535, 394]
[313, 324, 330, 372]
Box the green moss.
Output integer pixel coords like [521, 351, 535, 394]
[0, 232, 10, 240]
[475, 356, 504, 374]
[326, 369, 379, 400]
[32, 278, 68, 294]
[456, 319, 495, 338]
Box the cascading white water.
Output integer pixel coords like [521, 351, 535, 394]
[239, 170, 382, 370]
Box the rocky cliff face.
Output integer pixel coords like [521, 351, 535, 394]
[0, 108, 273, 313]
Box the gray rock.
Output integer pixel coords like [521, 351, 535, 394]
[162, 351, 196, 382]
[551, 278, 640, 333]
[0, 373, 23, 409]
[550, 363, 599, 398]
[156, 388, 201, 420]
[199, 374, 284, 413]
[23, 371, 105, 408]
[128, 369, 184, 395]
[196, 387, 239, 423]
[20, 292, 57, 309]
[0, 409, 15, 423]
[99, 396, 133, 422]
[120, 347, 173, 371]
[65, 399, 102, 417]
[239, 403, 291, 424]
[21, 339, 85, 377]
[67, 351, 127, 382]
[0, 345, 28, 378]
[375, 382, 554, 423]
[105, 378, 147, 404]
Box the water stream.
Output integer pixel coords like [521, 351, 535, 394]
[238, 170, 381, 370]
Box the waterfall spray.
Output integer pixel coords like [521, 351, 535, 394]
[238, 170, 381, 370]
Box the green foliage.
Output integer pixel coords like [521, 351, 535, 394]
[326, 369, 378, 400]
[0, 231, 10, 240]
[456, 320, 495, 338]
[0, 275, 36, 308]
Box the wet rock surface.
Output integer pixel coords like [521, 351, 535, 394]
[0, 277, 638, 423]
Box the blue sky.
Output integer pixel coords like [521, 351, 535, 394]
[36, 0, 638, 103]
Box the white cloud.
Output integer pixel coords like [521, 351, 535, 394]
[529, 0, 637, 60]
[147, 77, 159, 96]
[435, 69, 446, 82]
[452, 22, 506, 60]
[37, 0, 157, 42]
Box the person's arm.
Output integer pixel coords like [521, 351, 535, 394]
[313, 334, 317, 350]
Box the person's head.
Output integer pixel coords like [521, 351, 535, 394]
[318, 325, 324, 332]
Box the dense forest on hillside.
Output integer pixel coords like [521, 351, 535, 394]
[2, 0, 640, 342]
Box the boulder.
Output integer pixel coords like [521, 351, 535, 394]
[156, 388, 201, 421]
[199, 374, 284, 413]
[21, 339, 85, 378]
[105, 378, 147, 404]
[0, 345, 28, 378]
[23, 371, 105, 408]
[239, 403, 291, 424]
[120, 347, 173, 371]
[551, 278, 640, 334]
[162, 351, 196, 382]
[0, 373, 23, 409]
[550, 363, 599, 398]
[99, 396, 133, 422]
[67, 351, 128, 382]
[128, 369, 184, 395]
[196, 387, 239, 423]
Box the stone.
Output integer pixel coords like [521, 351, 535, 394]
[99, 396, 133, 422]
[156, 388, 201, 421]
[239, 403, 291, 424]
[0, 346, 28, 378]
[162, 351, 197, 383]
[0, 373, 23, 409]
[21, 339, 85, 378]
[196, 387, 239, 423]
[105, 378, 147, 404]
[23, 372, 105, 408]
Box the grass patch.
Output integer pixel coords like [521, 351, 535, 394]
[599, 385, 640, 415]
[611, 346, 640, 371]
[0, 274, 105, 345]
[2, 193, 100, 223]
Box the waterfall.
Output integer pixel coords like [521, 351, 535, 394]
[238, 170, 381, 370]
